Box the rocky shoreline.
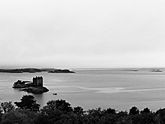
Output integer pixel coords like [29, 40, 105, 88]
[21, 87, 49, 94]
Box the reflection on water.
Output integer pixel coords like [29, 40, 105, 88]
[33, 94, 44, 107]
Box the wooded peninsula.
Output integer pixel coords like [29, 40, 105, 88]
[0, 68, 74, 73]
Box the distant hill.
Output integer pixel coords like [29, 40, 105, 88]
[0, 68, 75, 73]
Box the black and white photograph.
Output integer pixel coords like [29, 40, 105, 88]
[0, 0, 165, 123]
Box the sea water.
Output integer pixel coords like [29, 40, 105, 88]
[0, 68, 165, 111]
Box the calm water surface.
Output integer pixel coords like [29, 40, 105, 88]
[0, 69, 165, 111]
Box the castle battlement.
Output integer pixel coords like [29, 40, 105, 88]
[33, 76, 43, 87]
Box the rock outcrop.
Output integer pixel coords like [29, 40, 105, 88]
[21, 87, 49, 94]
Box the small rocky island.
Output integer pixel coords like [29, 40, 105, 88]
[13, 76, 49, 94]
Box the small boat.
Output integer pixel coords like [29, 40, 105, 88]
[53, 93, 57, 95]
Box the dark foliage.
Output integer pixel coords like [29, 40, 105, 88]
[14, 95, 40, 112]
[1, 95, 165, 124]
[73, 106, 84, 116]
[1, 102, 15, 113]
[141, 108, 151, 114]
[129, 106, 140, 115]
[1, 109, 38, 124]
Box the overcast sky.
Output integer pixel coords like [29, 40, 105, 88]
[0, 0, 165, 68]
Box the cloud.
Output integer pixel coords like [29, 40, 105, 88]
[0, 0, 165, 67]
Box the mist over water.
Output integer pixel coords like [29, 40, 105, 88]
[0, 68, 165, 111]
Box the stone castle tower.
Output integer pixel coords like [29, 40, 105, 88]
[33, 76, 43, 87]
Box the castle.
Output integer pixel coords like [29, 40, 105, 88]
[32, 76, 43, 87]
[13, 76, 49, 94]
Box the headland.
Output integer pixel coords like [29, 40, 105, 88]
[0, 68, 75, 73]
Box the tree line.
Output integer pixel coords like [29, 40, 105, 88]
[0, 95, 165, 124]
